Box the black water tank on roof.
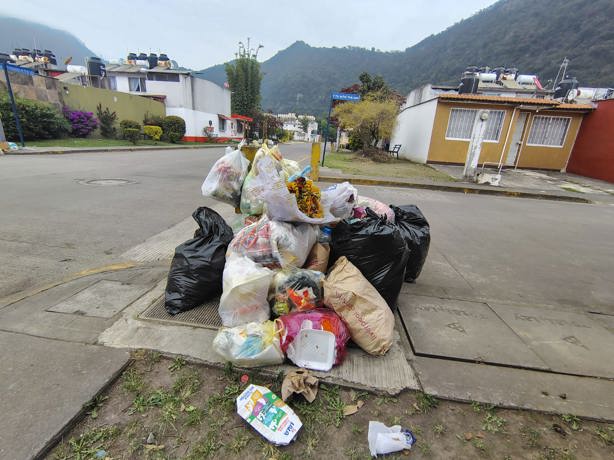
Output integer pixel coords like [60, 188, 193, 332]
[137, 53, 147, 61]
[88, 56, 106, 76]
[554, 76, 579, 99]
[148, 53, 158, 69]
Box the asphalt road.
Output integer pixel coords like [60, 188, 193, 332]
[1, 143, 613, 313]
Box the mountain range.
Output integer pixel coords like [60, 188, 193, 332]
[0, 15, 96, 66]
[2, 0, 613, 116]
[198, 0, 614, 114]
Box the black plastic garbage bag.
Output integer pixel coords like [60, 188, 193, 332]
[329, 208, 409, 308]
[391, 205, 431, 282]
[165, 207, 233, 315]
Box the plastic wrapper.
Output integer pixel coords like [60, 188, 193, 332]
[368, 421, 416, 457]
[325, 182, 358, 219]
[228, 215, 318, 269]
[324, 257, 395, 355]
[201, 144, 249, 207]
[279, 309, 351, 366]
[353, 196, 395, 223]
[213, 321, 284, 367]
[330, 209, 409, 308]
[391, 205, 431, 282]
[236, 384, 302, 445]
[164, 207, 233, 315]
[270, 269, 324, 316]
[218, 255, 274, 327]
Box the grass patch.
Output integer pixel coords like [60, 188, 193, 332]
[186, 432, 222, 459]
[122, 368, 145, 394]
[323, 151, 455, 181]
[415, 392, 439, 414]
[85, 395, 108, 420]
[482, 413, 507, 434]
[561, 414, 582, 431]
[520, 425, 541, 447]
[55, 425, 120, 460]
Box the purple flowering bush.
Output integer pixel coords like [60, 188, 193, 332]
[63, 108, 99, 137]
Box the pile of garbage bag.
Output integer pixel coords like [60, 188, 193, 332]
[164, 142, 431, 371]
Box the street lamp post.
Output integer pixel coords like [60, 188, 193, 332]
[0, 54, 25, 147]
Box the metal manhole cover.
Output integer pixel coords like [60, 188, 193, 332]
[78, 179, 137, 186]
[140, 295, 223, 330]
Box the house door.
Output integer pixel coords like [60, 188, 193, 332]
[505, 112, 528, 166]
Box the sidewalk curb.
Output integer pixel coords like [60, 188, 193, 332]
[319, 175, 593, 204]
[4, 144, 230, 155]
[34, 357, 132, 460]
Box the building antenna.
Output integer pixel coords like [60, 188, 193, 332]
[552, 57, 569, 90]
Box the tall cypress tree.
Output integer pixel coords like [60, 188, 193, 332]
[225, 40, 263, 118]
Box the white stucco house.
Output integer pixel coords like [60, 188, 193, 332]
[106, 58, 246, 141]
[276, 113, 318, 142]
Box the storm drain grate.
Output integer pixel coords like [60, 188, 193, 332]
[140, 295, 223, 330]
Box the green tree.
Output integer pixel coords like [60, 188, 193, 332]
[225, 41, 263, 118]
[298, 115, 310, 134]
[333, 99, 398, 151]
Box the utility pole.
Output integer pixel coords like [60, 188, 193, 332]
[463, 110, 489, 180]
[0, 55, 25, 147]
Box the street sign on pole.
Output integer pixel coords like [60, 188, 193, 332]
[322, 92, 361, 166]
[331, 92, 361, 101]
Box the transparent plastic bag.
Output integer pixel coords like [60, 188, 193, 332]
[270, 268, 324, 316]
[201, 143, 249, 207]
[228, 215, 317, 269]
[212, 320, 284, 367]
[240, 145, 282, 215]
[218, 255, 274, 327]
[325, 182, 358, 219]
[279, 309, 351, 366]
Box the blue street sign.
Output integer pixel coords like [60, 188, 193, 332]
[331, 92, 360, 101]
[6, 63, 36, 76]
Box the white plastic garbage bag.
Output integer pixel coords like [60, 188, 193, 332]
[368, 421, 416, 457]
[228, 215, 318, 269]
[201, 142, 249, 207]
[325, 182, 358, 219]
[212, 321, 284, 367]
[219, 255, 273, 327]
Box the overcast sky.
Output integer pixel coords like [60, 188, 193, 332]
[1, 0, 498, 69]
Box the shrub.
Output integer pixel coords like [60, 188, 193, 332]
[96, 104, 117, 138]
[120, 119, 141, 132]
[122, 128, 140, 145]
[63, 107, 98, 137]
[0, 95, 70, 140]
[161, 115, 186, 143]
[143, 125, 162, 141]
[143, 114, 165, 128]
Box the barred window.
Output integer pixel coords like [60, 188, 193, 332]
[445, 109, 505, 141]
[527, 116, 570, 147]
[483, 110, 505, 142]
[446, 108, 477, 140]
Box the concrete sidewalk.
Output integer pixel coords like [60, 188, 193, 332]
[319, 168, 610, 204]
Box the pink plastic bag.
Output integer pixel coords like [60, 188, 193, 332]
[279, 309, 351, 365]
[353, 196, 395, 223]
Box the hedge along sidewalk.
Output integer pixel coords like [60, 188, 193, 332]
[4, 143, 232, 155]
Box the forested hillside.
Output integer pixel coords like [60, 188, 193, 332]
[198, 0, 614, 115]
[0, 16, 96, 65]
